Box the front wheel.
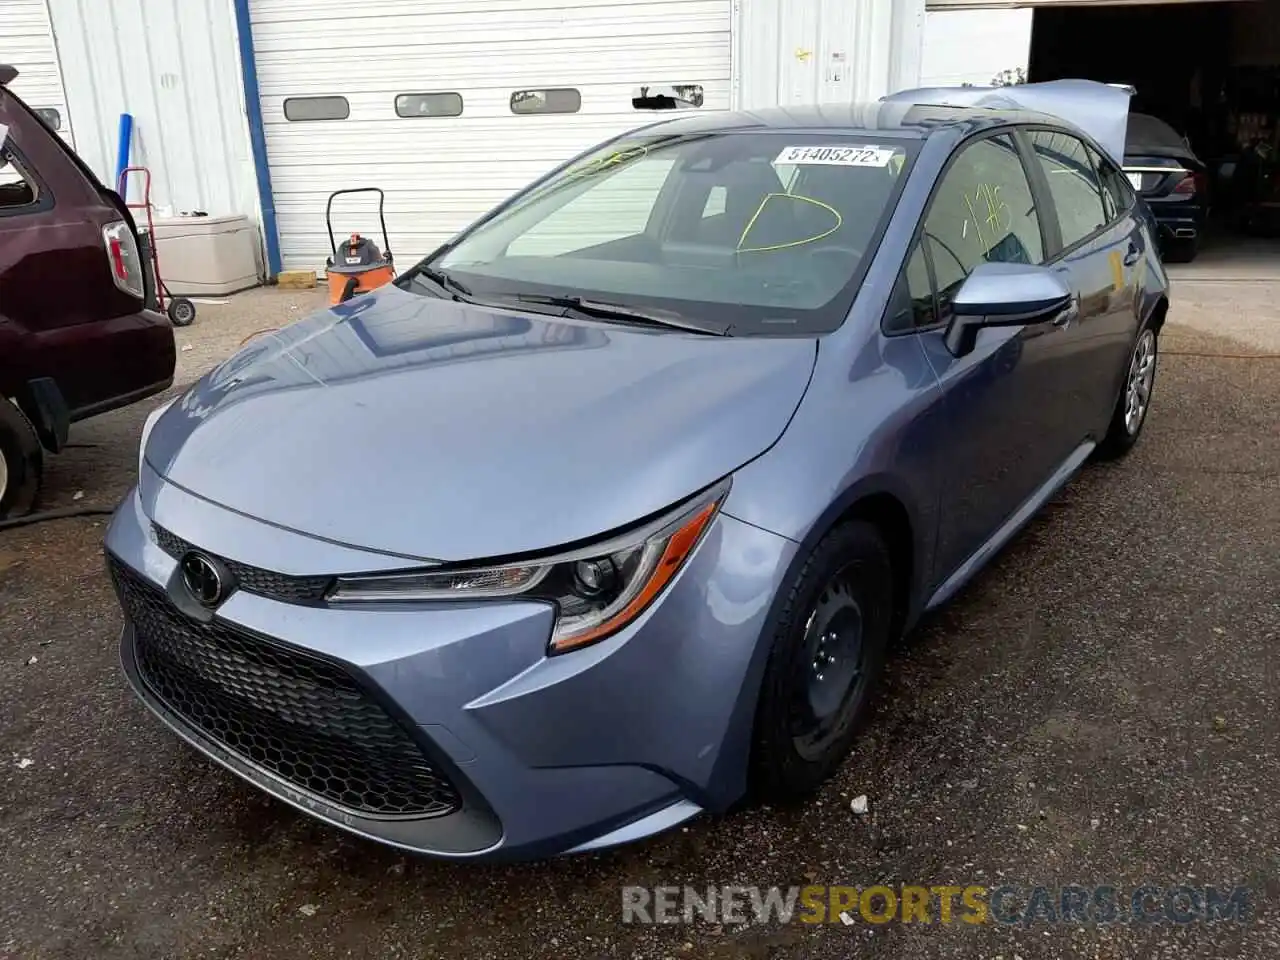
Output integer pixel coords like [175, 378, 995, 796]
[0, 400, 43, 520]
[1096, 325, 1158, 461]
[751, 521, 893, 801]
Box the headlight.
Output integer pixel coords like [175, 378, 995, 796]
[328, 480, 728, 654]
[138, 397, 176, 478]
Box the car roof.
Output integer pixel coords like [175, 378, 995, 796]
[630, 102, 1059, 141]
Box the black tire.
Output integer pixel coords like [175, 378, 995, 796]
[0, 399, 43, 520]
[168, 297, 196, 327]
[751, 521, 894, 802]
[1095, 323, 1159, 461]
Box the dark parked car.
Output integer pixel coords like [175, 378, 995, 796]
[106, 81, 1169, 862]
[0, 66, 176, 519]
[1122, 112, 1208, 263]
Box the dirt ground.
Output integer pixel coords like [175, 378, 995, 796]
[0, 281, 1277, 960]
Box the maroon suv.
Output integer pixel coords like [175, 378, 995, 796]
[0, 66, 175, 519]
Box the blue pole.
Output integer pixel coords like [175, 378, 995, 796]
[114, 113, 132, 193]
[232, 0, 282, 279]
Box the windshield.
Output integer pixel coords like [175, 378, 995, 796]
[426, 130, 916, 335]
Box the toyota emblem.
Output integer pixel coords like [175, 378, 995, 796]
[180, 552, 226, 608]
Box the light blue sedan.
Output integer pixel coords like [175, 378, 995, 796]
[105, 83, 1169, 861]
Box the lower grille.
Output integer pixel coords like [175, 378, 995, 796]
[110, 556, 461, 819]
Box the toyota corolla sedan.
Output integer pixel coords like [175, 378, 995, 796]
[105, 84, 1169, 862]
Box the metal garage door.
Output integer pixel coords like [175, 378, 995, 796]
[1, 0, 73, 146]
[249, 0, 733, 271]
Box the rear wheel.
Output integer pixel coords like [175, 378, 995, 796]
[751, 521, 893, 801]
[1096, 325, 1158, 461]
[0, 399, 43, 520]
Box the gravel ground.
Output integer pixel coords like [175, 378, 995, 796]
[0, 282, 1277, 960]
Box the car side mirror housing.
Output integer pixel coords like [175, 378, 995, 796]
[944, 262, 1075, 357]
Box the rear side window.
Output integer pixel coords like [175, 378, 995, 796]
[922, 134, 1044, 318]
[1089, 144, 1134, 220]
[1027, 130, 1109, 249]
[0, 147, 38, 211]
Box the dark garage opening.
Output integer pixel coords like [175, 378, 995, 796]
[1029, 0, 1280, 271]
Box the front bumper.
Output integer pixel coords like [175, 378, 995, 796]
[105, 470, 796, 861]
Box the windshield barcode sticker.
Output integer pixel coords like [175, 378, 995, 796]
[774, 145, 896, 167]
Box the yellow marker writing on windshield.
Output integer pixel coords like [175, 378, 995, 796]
[736, 194, 844, 253]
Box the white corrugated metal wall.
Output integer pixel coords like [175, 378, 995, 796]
[0, 0, 73, 145]
[736, 0, 924, 110]
[45, 0, 258, 225]
[249, 0, 736, 271]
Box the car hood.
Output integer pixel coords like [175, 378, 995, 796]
[146, 284, 817, 562]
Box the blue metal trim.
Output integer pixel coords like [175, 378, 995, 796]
[114, 113, 133, 191]
[232, 0, 282, 278]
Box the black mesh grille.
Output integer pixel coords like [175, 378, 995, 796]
[110, 556, 462, 819]
[152, 524, 333, 604]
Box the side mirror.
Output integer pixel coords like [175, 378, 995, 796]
[944, 262, 1075, 357]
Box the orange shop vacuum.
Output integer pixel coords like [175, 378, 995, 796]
[324, 187, 395, 305]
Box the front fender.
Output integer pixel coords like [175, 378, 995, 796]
[720, 332, 945, 620]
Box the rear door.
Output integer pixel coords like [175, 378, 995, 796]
[1023, 127, 1144, 439]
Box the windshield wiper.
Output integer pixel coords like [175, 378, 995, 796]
[507, 294, 727, 335]
[411, 264, 473, 300]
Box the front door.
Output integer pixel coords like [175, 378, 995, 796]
[910, 132, 1082, 582]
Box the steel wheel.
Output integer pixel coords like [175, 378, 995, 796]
[788, 565, 869, 762]
[0, 447, 9, 504]
[1124, 328, 1157, 435]
[752, 520, 893, 801]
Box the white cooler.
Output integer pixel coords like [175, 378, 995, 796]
[149, 214, 262, 296]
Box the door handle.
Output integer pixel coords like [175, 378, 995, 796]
[1122, 242, 1141, 267]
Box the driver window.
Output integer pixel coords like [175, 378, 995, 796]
[922, 134, 1043, 320]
